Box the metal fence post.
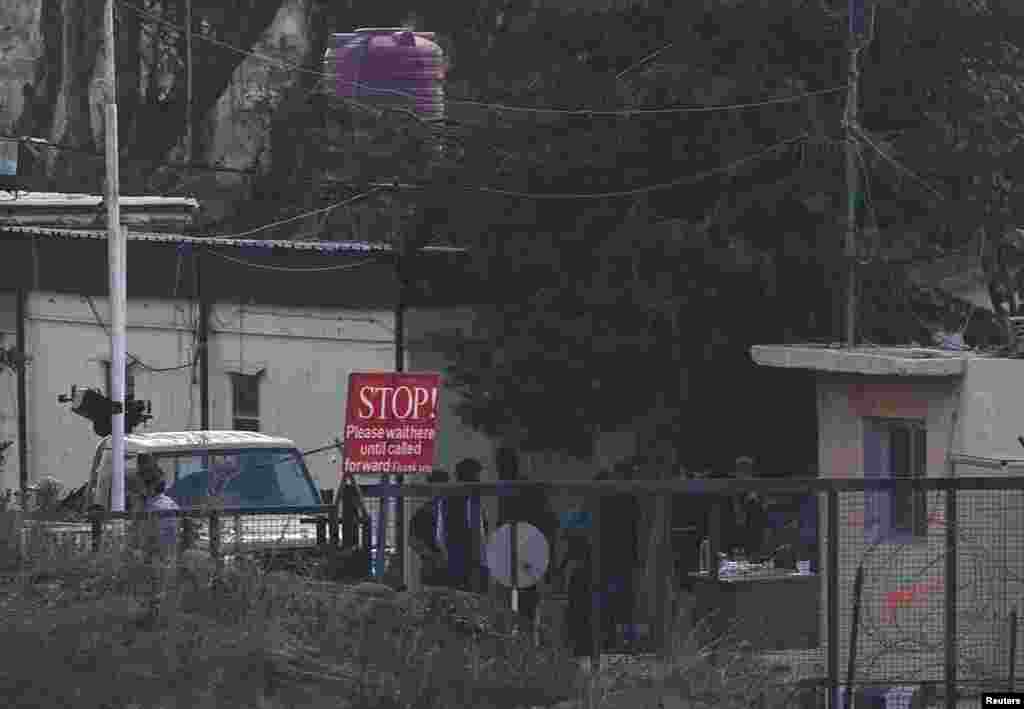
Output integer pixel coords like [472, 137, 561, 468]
[376, 478, 388, 578]
[945, 486, 957, 709]
[591, 488, 603, 669]
[91, 510, 103, 553]
[1010, 608, 1018, 693]
[511, 517, 519, 614]
[709, 497, 721, 582]
[828, 490, 840, 709]
[328, 497, 340, 547]
[209, 509, 221, 568]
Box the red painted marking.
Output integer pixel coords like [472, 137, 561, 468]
[883, 577, 943, 624]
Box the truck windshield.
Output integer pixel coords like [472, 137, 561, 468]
[155, 448, 319, 508]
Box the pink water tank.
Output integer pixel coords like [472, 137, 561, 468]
[323, 27, 446, 121]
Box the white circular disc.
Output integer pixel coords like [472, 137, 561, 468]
[485, 522, 550, 589]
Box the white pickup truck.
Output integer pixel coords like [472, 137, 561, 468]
[32, 431, 327, 560]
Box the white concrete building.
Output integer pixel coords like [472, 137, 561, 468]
[0, 290, 496, 493]
[751, 343, 1024, 686]
[0, 220, 638, 498]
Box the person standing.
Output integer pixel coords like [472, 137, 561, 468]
[446, 458, 489, 593]
[410, 469, 451, 587]
[597, 464, 640, 651]
[133, 454, 180, 558]
[561, 527, 595, 663]
[495, 447, 559, 622]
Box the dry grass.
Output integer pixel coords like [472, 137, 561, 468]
[0, 513, 800, 709]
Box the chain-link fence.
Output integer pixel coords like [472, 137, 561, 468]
[10, 475, 1024, 708]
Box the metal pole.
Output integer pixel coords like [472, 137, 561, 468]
[590, 491, 602, 669]
[15, 288, 28, 500]
[184, 0, 193, 165]
[847, 564, 865, 709]
[104, 0, 127, 513]
[828, 491, 841, 708]
[511, 520, 519, 613]
[393, 192, 409, 589]
[842, 22, 861, 347]
[199, 298, 210, 429]
[1009, 608, 1018, 692]
[945, 488, 957, 709]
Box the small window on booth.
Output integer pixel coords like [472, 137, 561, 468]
[864, 418, 928, 542]
[231, 373, 260, 432]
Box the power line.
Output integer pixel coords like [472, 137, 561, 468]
[82, 295, 195, 372]
[853, 126, 946, 201]
[206, 252, 385, 273]
[615, 42, 676, 81]
[195, 186, 388, 239]
[852, 139, 881, 266]
[376, 133, 808, 200]
[117, 0, 846, 118]
[5, 134, 260, 178]
[447, 86, 847, 117]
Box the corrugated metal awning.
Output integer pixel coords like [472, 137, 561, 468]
[0, 224, 466, 254]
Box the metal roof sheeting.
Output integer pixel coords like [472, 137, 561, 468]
[0, 224, 466, 254]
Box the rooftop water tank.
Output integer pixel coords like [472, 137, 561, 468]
[323, 27, 446, 121]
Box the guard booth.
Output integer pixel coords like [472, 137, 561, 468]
[751, 344, 1024, 691]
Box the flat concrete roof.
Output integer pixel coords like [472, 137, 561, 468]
[0, 192, 200, 210]
[750, 344, 970, 376]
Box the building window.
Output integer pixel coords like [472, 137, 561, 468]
[103, 361, 136, 401]
[231, 373, 260, 432]
[864, 418, 928, 542]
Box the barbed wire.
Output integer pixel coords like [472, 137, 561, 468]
[846, 491, 1022, 689]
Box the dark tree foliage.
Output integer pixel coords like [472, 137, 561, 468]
[395, 0, 1023, 470]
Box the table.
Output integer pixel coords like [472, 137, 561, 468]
[688, 569, 820, 652]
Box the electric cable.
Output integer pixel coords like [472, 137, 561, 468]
[615, 42, 676, 81]
[381, 133, 808, 200]
[853, 126, 946, 201]
[194, 185, 388, 239]
[3, 134, 260, 178]
[82, 294, 195, 373]
[855, 139, 982, 342]
[205, 252, 384, 273]
[117, 0, 847, 118]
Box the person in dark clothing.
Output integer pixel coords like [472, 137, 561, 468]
[495, 447, 559, 621]
[597, 464, 640, 651]
[446, 458, 489, 593]
[672, 467, 705, 592]
[410, 469, 451, 586]
[561, 530, 595, 661]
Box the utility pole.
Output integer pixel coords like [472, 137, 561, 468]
[392, 190, 411, 590]
[842, 0, 865, 348]
[184, 0, 194, 165]
[104, 0, 127, 512]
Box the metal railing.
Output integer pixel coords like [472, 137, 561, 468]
[15, 475, 1024, 708]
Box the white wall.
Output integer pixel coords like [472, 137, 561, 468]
[955, 357, 1024, 470]
[10, 291, 410, 493]
[0, 291, 16, 486]
[812, 366, 1024, 682]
